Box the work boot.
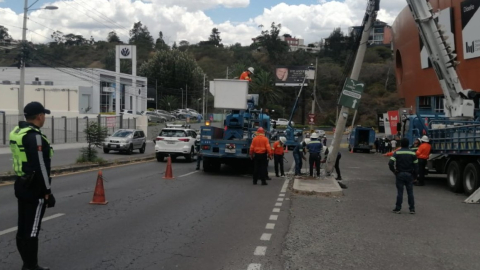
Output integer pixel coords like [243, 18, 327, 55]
[22, 265, 50, 270]
[22, 238, 50, 270]
[338, 181, 347, 189]
[266, 176, 272, 180]
[336, 177, 342, 180]
[276, 174, 280, 177]
[261, 181, 268, 185]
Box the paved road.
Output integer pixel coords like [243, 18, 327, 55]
[0, 156, 292, 269]
[284, 148, 480, 270]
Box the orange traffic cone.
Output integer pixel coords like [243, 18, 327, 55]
[163, 156, 175, 179]
[90, 170, 108, 205]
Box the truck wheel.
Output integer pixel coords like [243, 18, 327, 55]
[463, 162, 480, 196]
[203, 157, 212, 172]
[185, 148, 194, 162]
[447, 161, 465, 193]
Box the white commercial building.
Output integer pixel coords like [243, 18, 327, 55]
[0, 67, 147, 116]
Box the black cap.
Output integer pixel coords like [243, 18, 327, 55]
[24, 102, 51, 117]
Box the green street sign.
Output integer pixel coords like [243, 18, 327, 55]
[338, 78, 365, 109]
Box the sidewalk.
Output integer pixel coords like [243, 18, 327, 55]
[0, 142, 88, 155]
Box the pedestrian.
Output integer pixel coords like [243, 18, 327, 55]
[379, 138, 385, 153]
[273, 136, 286, 177]
[10, 102, 55, 270]
[293, 139, 306, 176]
[265, 135, 272, 181]
[322, 135, 327, 146]
[387, 139, 392, 153]
[374, 138, 379, 153]
[322, 148, 347, 189]
[240, 67, 254, 81]
[249, 127, 272, 185]
[391, 139, 397, 151]
[415, 135, 431, 186]
[306, 132, 323, 177]
[195, 135, 202, 170]
[389, 138, 419, 214]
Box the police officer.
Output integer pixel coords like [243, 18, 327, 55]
[389, 138, 418, 214]
[292, 138, 306, 176]
[10, 102, 55, 270]
[195, 135, 202, 170]
[306, 132, 323, 177]
[273, 136, 286, 177]
[249, 127, 272, 185]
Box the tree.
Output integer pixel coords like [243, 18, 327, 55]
[255, 22, 289, 62]
[208, 28, 222, 47]
[155, 31, 170, 51]
[179, 40, 189, 47]
[159, 95, 179, 111]
[129, 21, 154, 64]
[51, 31, 65, 44]
[172, 42, 177, 50]
[0, 26, 12, 41]
[324, 27, 353, 62]
[107, 31, 121, 43]
[77, 121, 107, 163]
[251, 70, 283, 107]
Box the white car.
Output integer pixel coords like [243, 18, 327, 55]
[274, 118, 294, 126]
[315, 130, 326, 137]
[155, 127, 198, 162]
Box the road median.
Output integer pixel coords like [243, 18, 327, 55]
[0, 155, 155, 183]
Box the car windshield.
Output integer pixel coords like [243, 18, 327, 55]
[112, 130, 133, 138]
[159, 129, 187, 137]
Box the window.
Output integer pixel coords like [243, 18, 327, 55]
[374, 27, 384, 33]
[419, 96, 431, 109]
[159, 129, 187, 137]
[112, 130, 133, 138]
[434, 96, 444, 113]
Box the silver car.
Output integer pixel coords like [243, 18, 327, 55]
[103, 129, 147, 155]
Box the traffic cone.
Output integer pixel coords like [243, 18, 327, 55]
[163, 156, 175, 179]
[284, 146, 289, 153]
[90, 170, 108, 205]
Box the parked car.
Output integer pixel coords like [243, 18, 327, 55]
[155, 127, 197, 162]
[315, 130, 326, 137]
[155, 110, 176, 121]
[143, 111, 166, 123]
[103, 129, 147, 155]
[274, 118, 294, 126]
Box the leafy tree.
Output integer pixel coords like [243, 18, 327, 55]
[323, 27, 354, 62]
[0, 26, 11, 41]
[51, 31, 65, 44]
[179, 40, 189, 47]
[208, 28, 222, 47]
[107, 31, 121, 43]
[255, 22, 289, 62]
[77, 121, 107, 163]
[155, 31, 170, 51]
[172, 42, 178, 50]
[251, 70, 282, 107]
[129, 21, 154, 64]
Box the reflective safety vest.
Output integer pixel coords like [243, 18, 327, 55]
[9, 126, 53, 176]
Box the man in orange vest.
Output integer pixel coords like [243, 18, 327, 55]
[415, 135, 431, 186]
[273, 137, 286, 177]
[250, 127, 272, 185]
[240, 67, 254, 81]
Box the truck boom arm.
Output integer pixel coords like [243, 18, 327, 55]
[407, 0, 476, 118]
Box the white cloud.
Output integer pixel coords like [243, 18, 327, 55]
[0, 0, 404, 47]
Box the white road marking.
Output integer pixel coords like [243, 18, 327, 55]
[248, 263, 262, 270]
[0, 213, 65, 236]
[277, 198, 284, 202]
[254, 246, 267, 256]
[266, 223, 275, 229]
[260, 233, 272, 241]
[269, 215, 278, 221]
[279, 194, 285, 197]
[273, 208, 280, 213]
[178, 171, 199, 178]
[275, 202, 282, 207]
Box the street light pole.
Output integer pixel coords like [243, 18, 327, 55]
[19, 0, 28, 115]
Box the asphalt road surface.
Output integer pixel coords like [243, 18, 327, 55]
[0, 156, 292, 270]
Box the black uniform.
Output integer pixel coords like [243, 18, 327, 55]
[12, 122, 53, 270]
[324, 148, 342, 180]
[388, 148, 418, 212]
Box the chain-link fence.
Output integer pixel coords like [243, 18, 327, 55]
[0, 114, 136, 146]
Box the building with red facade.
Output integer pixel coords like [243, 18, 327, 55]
[393, 0, 480, 116]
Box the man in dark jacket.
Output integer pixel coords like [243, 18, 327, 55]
[10, 102, 55, 270]
[388, 138, 419, 214]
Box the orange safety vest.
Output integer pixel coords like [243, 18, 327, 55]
[250, 134, 272, 155]
[273, 141, 284, 155]
[416, 143, 431, 159]
[240, 71, 252, 81]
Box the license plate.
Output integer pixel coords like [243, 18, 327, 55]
[225, 144, 236, 153]
[167, 141, 175, 144]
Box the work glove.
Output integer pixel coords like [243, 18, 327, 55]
[47, 194, 56, 208]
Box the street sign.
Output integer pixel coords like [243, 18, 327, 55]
[308, 113, 315, 125]
[106, 116, 116, 128]
[338, 78, 365, 109]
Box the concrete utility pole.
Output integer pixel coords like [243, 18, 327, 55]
[326, 0, 378, 175]
[310, 57, 318, 131]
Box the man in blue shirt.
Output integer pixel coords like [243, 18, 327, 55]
[306, 133, 323, 177]
[293, 139, 306, 176]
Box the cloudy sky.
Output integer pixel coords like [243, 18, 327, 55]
[0, 0, 406, 46]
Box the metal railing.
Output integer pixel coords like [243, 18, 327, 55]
[0, 114, 136, 146]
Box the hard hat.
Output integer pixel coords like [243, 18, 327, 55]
[196, 135, 200, 141]
[256, 127, 265, 134]
[421, 135, 429, 142]
[280, 137, 287, 144]
[248, 67, 254, 74]
[311, 133, 319, 139]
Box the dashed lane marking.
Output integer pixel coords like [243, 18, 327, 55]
[266, 223, 275, 229]
[260, 233, 272, 241]
[269, 215, 278, 221]
[248, 264, 261, 270]
[272, 208, 280, 213]
[275, 202, 282, 207]
[279, 193, 285, 197]
[178, 171, 200, 178]
[277, 198, 284, 202]
[0, 213, 65, 236]
[254, 246, 267, 256]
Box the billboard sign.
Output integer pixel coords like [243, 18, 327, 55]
[383, 113, 391, 136]
[462, 0, 480, 60]
[387, 110, 400, 135]
[275, 66, 309, 86]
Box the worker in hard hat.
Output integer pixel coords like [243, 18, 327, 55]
[240, 67, 254, 81]
[306, 132, 323, 177]
[415, 135, 431, 186]
[273, 136, 287, 177]
[249, 127, 272, 185]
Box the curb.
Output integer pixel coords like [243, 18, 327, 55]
[0, 156, 155, 182]
[292, 175, 343, 197]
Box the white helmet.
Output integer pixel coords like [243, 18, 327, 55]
[279, 136, 287, 144]
[310, 133, 319, 139]
[248, 67, 254, 74]
[421, 135, 429, 142]
[196, 135, 200, 141]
